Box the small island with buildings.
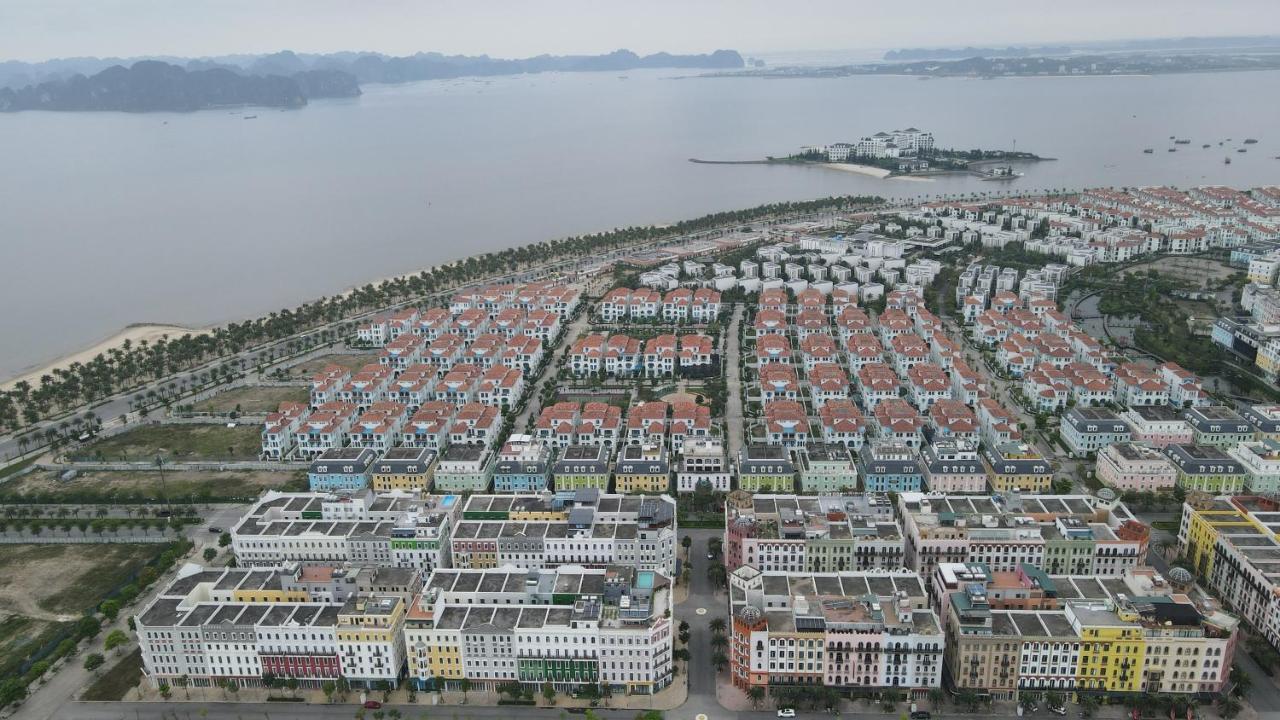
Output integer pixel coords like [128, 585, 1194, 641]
[693, 127, 1049, 179]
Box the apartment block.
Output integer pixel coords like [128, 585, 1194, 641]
[449, 491, 677, 575]
[725, 494, 902, 573]
[946, 591, 1236, 700]
[1061, 407, 1132, 458]
[552, 444, 613, 492]
[1163, 443, 1246, 494]
[1095, 443, 1177, 493]
[231, 490, 460, 571]
[404, 566, 673, 695]
[308, 447, 377, 492]
[738, 444, 797, 492]
[370, 446, 438, 492]
[898, 492, 1148, 578]
[728, 566, 942, 695]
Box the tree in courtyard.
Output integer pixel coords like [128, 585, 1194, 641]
[681, 536, 691, 552]
[747, 686, 765, 709]
[203, 547, 217, 562]
[104, 629, 129, 655]
[83, 653, 105, 672]
[322, 680, 336, 703]
[99, 599, 121, 621]
[158, 683, 172, 700]
[542, 682, 556, 704]
[218, 532, 231, 547]
[459, 678, 471, 704]
[709, 618, 726, 634]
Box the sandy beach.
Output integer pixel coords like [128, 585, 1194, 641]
[820, 162, 891, 179]
[819, 162, 935, 182]
[1, 323, 206, 390]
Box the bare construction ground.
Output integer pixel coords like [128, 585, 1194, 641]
[192, 385, 309, 414]
[0, 468, 305, 502]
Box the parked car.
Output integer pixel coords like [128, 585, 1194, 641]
[363, 701, 382, 710]
[208, 526, 222, 533]
[1049, 707, 1067, 717]
[777, 710, 796, 718]
[911, 712, 932, 720]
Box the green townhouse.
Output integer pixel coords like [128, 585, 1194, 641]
[1162, 443, 1247, 494]
[1183, 406, 1256, 448]
[737, 444, 796, 492]
[551, 445, 613, 491]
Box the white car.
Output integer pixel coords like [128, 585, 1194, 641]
[1049, 707, 1067, 716]
[777, 710, 796, 718]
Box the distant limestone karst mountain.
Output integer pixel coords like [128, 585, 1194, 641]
[0, 48, 744, 112]
[0, 60, 360, 112]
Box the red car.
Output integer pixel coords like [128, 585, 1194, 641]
[363, 701, 382, 710]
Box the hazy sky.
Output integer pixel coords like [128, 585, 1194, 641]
[3, 0, 1278, 62]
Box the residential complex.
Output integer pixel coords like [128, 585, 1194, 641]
[729, 566, 943, 694]
[726, 494, 903, 573]
[449, 491, 677, 575]
[404, 565, 674, 695]
[898, 492, 1149, 577]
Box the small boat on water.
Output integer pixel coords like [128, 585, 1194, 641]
[1143, 148, 1154, 154]
[1168, 148, 1177, 152]
[1225, 157, 1232, 164]
[1174, 139, 1190, 145]
[1244, 138, 1258, 144]
[1202, 144, 1210, 148]
[1238, 148, 1248, 153]
[243, 115, 258, 120]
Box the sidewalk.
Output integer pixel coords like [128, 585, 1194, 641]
[129, 674, 689, 712]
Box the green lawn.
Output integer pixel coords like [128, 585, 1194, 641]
[192, 385, 309, 414]
[81, 648, 144, 701]
[72, 423, 264, 462]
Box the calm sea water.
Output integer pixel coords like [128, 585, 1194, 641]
[1, 68, 1278, 379]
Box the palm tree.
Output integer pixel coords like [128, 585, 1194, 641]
[711, 651, 728, 672]
[747, 686, 765, 709]
[709, 618, 726, 634]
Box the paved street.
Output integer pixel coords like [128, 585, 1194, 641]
[938, 319, 1085, 492]
[516, 310, 591, 432]
[724, 305, 745, 459]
